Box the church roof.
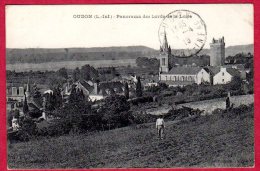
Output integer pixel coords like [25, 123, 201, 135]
[166, 66, 203, 75]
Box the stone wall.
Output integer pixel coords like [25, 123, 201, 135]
[179, 94, 254, 115]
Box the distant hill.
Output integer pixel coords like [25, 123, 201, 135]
[6, 44, 253, 64]
[198, 44, 254, 57]
[6, 46, 157, 64]
[225, 44, 254, 57]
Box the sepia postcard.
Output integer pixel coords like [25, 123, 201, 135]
[5, 4, 254, 169]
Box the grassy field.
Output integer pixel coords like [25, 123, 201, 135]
[8, 107, 254, 169]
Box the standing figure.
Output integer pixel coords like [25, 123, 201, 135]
[156, 115, 165, 140]
[12, 117, 20, 131]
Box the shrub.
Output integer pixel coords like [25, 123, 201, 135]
[131, 111, 155, 124]
[129, 96, 153, 105]
[98, 95, 131, 129]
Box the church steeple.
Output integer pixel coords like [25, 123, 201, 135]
[159, 30, 170, 73]
[161, 30, 170, 54]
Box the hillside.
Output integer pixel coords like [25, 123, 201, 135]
[8, 106, 254, 168]
[6, 44, 253, 64]
[6, 46, 157, 64]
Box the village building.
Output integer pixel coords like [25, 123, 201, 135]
[158, 33, 245, 87]
[158, 31, 211, 87]
[160, 66, 210, 87]
[205, 66, 242, 85]
[63, 80, 125, 102]
[6, 83, 26, 102]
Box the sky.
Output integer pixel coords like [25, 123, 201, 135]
[6, 4, 253, 49]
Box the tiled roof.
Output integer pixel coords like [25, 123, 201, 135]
[29, 97, 43, 109]
[165, 66, 203, 75]
[224, 64, 245, 70]
[226, 68, 241, 77]
[78, 80, 94, 93]
[204, 66, 221, 75]
[98, 81, 124, 96]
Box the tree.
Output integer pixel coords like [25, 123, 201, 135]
[53, 87, 62, 109]
[228, 76, 243, 91]
[68, 86, 86, 104]
[80, 64, 99, 81]
[69, 86, 78, 103]
[124, 82, 129, 99]
[136, 76, 143, 97]
[168, 45, 172, 55]
[52, 95, 92, 134]
[31, 84, 42, 99]
[23, 95, 29, 114]
[13, 109, 20, 119]
[57, 67, 68, 79]
[72, 67, 80, 82]
[98, 95, 131, 129]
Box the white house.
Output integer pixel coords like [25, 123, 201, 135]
[159, 66, 211, 87]
[213, 67, 240, 85]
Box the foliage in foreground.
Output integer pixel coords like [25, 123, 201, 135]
[8, 104, 254, 168]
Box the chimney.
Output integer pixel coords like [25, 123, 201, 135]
[93, 83, 98, 94]
[221, 67, 226, 72]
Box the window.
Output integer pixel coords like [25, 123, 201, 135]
[222, 79, 224, 82]
[19, 87, 24, 96]
[222, 72, 224, 76]
[162, 58, 166, 66]
[12, 87, 17, 96]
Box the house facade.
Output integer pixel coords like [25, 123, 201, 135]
[213, 67, 241, 85]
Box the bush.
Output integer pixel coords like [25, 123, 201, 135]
[36, 119, 72, 137]
[211, 104, 253, 120]
[167, 107, 203, 121]
[99, 95, 131, 129]
[129, 96, 153, 105]
[131, 111, 155, 124]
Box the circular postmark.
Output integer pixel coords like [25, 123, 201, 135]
[158, 10, 207, 57]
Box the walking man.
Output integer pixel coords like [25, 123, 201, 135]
[156, 115, 165, 139]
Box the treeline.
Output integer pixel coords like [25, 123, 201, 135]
[136, 57, 159, 68]
[7, 64, 100, 88]
[226, 52, 253, 68]
[169, 54, 210, 67]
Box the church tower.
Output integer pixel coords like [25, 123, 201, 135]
[159, 30, 171, 73]
[210, 37, 225, 66]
